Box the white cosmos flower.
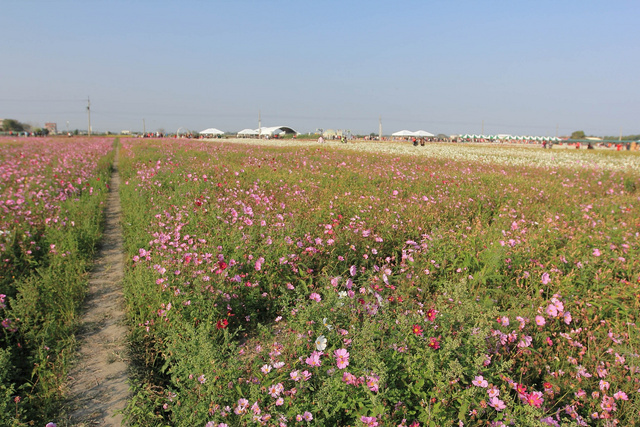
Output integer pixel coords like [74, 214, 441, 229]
[322, 317, 333, 331]
[221, 138, 640, 174]
[315, 335, 327, 351]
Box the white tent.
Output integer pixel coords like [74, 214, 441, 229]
[237, 128, 259, 136]
[392, 130, 415, 136]
[258, 126, 285, 137]
[414, 130, 434, 137]
[199, 128, 225, 135]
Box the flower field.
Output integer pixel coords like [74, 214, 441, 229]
[119, 138, 639, 426]
[0, 137, 114, 424]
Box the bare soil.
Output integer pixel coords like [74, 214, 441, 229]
[62, 153, 129, 426]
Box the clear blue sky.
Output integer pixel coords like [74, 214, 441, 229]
[2, 0, 639, 136]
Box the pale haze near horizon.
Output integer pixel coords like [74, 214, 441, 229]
[1, 0, 639, 137]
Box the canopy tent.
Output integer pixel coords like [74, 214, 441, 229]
[258, 126, 285, 137]
[392, 130, 435, 137]
[237, 126, 299, 137]
[199, 128, 225, 135]
[237, 128, 259, 136]
[391, 130, 415, 137]
[413, 130, 435, 137]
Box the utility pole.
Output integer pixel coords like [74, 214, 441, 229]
[87, 96, 91, 137]
[379, 115, 382, 141]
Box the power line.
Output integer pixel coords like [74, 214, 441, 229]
[0, 98, 87, 102]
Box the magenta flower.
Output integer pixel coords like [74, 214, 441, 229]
[527, 391, 544, 408]
[541, 272, 551, 284]
[302, 411, 313, 421]
[309, 292, 321, 302]
[593, 248, 601, 257]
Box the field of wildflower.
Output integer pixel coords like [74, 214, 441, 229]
[0, 137, 114, 425]
[118, 138, 639, 427]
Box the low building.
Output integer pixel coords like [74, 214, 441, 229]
[45, 122, 58, 134]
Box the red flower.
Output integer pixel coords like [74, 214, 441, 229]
[216, 319, 228, 330]
[426, 308, 437, 322]
[218, 261, 228, 270]
[428, 337, 440, 350]
[412, 324, 423, 336]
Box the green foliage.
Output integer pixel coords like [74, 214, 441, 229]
[570, 130, 586, 139]
[0, 139, 114, 424]
[1, 119, 28, 132]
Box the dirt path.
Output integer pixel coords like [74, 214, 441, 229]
[64, 150, 129, 426]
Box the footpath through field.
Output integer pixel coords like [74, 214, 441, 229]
[64, 146, 129, 426]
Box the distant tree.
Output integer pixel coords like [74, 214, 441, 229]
[2, 119, 26, 132]
[571, 130, 586, 139]
[74, 129, 79, 135]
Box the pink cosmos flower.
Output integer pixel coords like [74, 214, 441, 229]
[472, 375, 488, 388]
[563, 311, 572, 324]
[251, 401, 261, 414]
[290, 370, 301, 381]
[545, 304, 558, 318]
[343, 371, 357, 385]
[305, 351, 322, 367]
[361, 416, 379, 426]
[487, 386, 500, 398]
[613, 391, 628, 401]
[309, 292, 321, 302]
[541, 272, 551, 284]
[593, 248, 601, 257]
[334, 348, 350, 369]
[600, 395, 616, 412]
[366, 374, 380, 392]
[517, 335, 532, 348]
[488, 396, 506, 411]
[302, 411, 313, 421]
[527, 391, 544, 408]
[535, 315, 546, 326]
